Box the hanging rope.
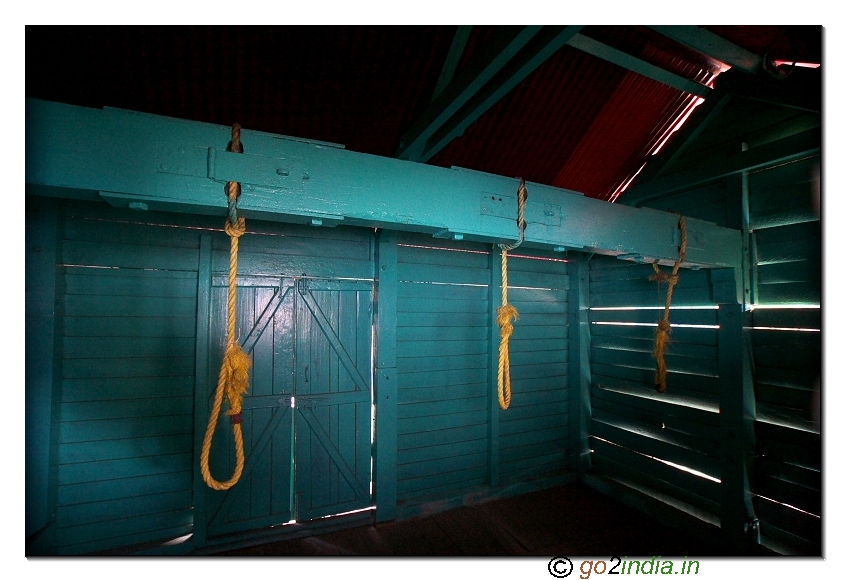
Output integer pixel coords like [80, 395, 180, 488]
[201, 123, 251, 491]
[496, 179, 528, 410]
[649, 214, 687, 393]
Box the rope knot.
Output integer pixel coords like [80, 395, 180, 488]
[223, 343, 251, 416]
[497, 304, 519, 340]
[225, 217, 247, 238]
[657, 320, 671, 333]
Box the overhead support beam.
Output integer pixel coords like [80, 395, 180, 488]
[566, 34, 712, 98]
[430, 25, 473, 102]
[648, 26, 763, 75]
[396, 25, 583, 163]
[622, 126, 821, 207]
[633, 90, 733, 186]
[718, 66, 821, 114]
[26, 98, 741, 269]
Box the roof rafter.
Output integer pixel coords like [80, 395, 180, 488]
[396, 25, 583, 163]
[648, 26, 763, 74]
[566, 33, 712, 97]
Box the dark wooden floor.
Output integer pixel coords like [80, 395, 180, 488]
[218, 482, 722, 557]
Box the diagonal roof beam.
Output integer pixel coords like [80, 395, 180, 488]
[396, 26, 541, 162]
[648, 26, 763, 75]
[566, 33, 712, 97]
[396, 26, 583, 163]
[430, 25, 473, 102]
[634, 89, 733, 185]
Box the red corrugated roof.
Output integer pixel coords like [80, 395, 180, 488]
[24, 25, 815, 203]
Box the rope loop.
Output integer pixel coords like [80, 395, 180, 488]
[201, 123, 250, 491]
[651, 214, 687, 393]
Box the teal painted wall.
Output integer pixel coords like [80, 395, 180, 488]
[26, 198, 575, 555]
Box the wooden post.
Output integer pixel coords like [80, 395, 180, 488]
[487, 246, 501, 487]
[192, 233, 213, 546]
[568, 255, 592, 477]
[717, 296, 757, 554]
[374, 230, 398, 522]
[25, 196, 60, 554]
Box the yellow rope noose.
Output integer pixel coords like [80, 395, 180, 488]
[201, 123, 252, 490]
[497, 179, 528, 410]
[649, 214, 687, 393]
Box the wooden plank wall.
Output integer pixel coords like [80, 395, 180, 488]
[53, 201, 201, 554]
[395, 234, 492, 503]
[497, 252, 570, 485]
[747, 155, 821, 555]
[587, 256, 723, 529]
[394, 234, 571, 506]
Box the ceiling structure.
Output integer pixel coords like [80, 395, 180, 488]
[25, 25, 822, 204]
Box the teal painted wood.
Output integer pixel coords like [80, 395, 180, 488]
[25, 197, 59, 546]
[589, 321, 718, 346]
[754, 221, 820, 260]
[192, 234, 213, 546]
[204, 278, 295, 537]
[591, 419, 720, 478]
[591, 386, 720, 445]
[375, 230, 399, 522]
[50, 203, 200, 554]
[590, 453, 720, 518]
[498, 254, 570, 485]
[749, 155, 820, 230]
[718, 303, 757, 554]
[756, 422, 821, 469]
[26, 98, 742, 268]
[294, 280, 374, 521]
[395, 237, 492, 503]
[591, 438, 721, 511]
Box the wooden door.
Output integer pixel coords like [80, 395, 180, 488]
[294, 279, 374, 521]
[205, 276, 296, 537]
[202, 276, 373, 537]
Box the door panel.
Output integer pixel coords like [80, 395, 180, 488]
[294, 279, 374, 521]
[202, 276, 374, 537]
[206, 278, 295, 536]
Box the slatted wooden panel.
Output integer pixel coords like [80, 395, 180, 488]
[645, 180, 731, 228]
[498, 253, 570, 484]
[395, 235, 490, 502]
[748, 155, 822, 555]
[588, 255, 721, 525]
[55, 202, 199, 554]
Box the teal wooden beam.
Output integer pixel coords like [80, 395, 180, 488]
[623, 126, 821, 207]
[566, 33, 712, 98]
[374, 230, 398, 522]
[649, 26, 762, 75]
[717, 299, 757, 554]
[25, 98, 741, 269]
[420, 25, 583, 163]
[396, 26, 543, 161]
[431, 25, 473, 102]
[567, 255, 591, 477]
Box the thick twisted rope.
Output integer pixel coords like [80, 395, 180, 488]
[649, 215, 687, 393]
[496, 179, 528, 410]
[201, 124, 251, 491]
